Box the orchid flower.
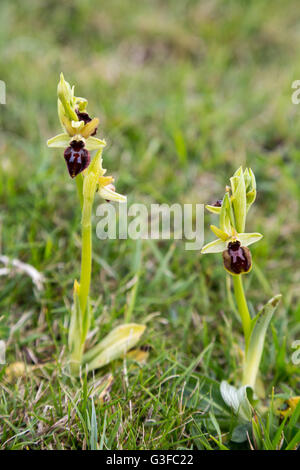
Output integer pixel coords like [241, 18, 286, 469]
[47, 73, 106, 177]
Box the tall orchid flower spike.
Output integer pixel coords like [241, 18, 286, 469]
[201, 167, 281, 409]
[47, 74, 145, 375]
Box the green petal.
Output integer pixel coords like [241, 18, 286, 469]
[201, 238, 227, 254]
[238, 232, 263, 247]
[47, 133, 70, 148]
[86, 136, 106, 150]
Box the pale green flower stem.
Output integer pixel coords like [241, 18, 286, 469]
[78, 195, 92, 317]
[70, 173, 94, 372]
[76, 173, 84, 209]
[232, 275, 258, 387]
[232, 275, 251, 349]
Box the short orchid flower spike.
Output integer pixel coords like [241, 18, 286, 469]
[201, 166, 282, 400]
[47, 73, 106, 177]
[201, 167, 262, 276]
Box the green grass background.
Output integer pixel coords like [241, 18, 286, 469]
[0, 0, 299, 449]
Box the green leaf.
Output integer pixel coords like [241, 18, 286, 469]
[183, 374, 233, 425]
[231, 423, 252, 443]
[243, 295, 282, 389]
[220, 380, 252, 422]
[83, 323, 146, 371]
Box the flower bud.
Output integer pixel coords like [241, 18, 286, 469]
[230, 170, 246, 233]
[244, 168, 256, 211]
[64, 140, 90, 178]
[222, 240, 252, 275]
[57, 73, 78, 122]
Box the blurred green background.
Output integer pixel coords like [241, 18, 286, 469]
[0, 0, 299, 449]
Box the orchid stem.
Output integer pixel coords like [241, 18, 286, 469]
[75, 173, 84, 209]
[69, 179, 94, 372]
[79, 197, 93, 328]
[232, 275, 251, 349]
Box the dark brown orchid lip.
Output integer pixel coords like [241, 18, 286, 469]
[222, 240, 252, 275]
[64, 140, 90, 178]
[70, 140, 85, 150]
[76, 109, 97, 136]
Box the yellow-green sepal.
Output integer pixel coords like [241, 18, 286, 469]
[206, 204, 221, 215]
[201, 238, 227, 254]
[47, 133, 70, 148]
[238, 232, 263, 247]
[85, 136, 106, 151]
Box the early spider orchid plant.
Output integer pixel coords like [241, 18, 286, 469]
[201, 167, 281, 417]
[47, 74, 145, 374]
